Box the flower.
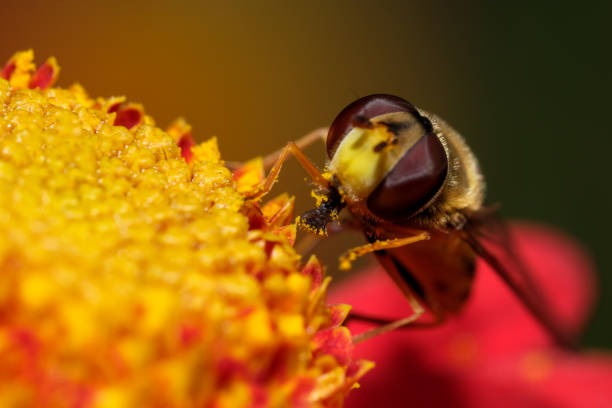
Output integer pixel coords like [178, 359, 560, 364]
[0, 51, 370, 408]
[330, 223, 612, 408]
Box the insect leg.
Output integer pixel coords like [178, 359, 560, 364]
[225, 127, 327, 171]
[347, 311, 444, 329]
[295, 218, 361, 256]
[352, 291, 425, 343]
[338, 232, 430, 271]
[246, 141, 331, 200]
[261, 127, 328, 170]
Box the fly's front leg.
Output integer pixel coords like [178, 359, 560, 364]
[247, 141, 330, 200]
[261, 127, 327, 169]
[338, 232, 430, 271]
[226, 127, 327, 171]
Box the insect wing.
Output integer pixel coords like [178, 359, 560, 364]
[460, 210, 577, 349]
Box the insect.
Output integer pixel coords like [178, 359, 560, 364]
[241, 94, 574, 347]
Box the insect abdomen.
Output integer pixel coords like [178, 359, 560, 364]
[375, 232, 476, 315]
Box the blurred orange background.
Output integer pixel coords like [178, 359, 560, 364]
[1, 0, 610, 347]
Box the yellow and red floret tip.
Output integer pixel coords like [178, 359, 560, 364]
[1, 50, 60, 91]
[0, 50, 371, 407]
[167, 117, 195, 163]
[233, 157, 266, 195]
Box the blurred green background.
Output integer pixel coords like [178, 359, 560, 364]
[1, 1, 610, 347]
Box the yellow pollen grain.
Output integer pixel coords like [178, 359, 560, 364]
[156, 358, 194, 403]
[310, 190, 328, 207]
[93, 387, 133, 408]
[60, 301, 97, 347]
[215, 381, 251, 408]
[287, 273, 311, 297]
[19, 273, 56, 309]
[117, 338, 154, 369]
[244, 308, 273, 345]
[138, 287, 177, 334]
[278, 313, 306, 339]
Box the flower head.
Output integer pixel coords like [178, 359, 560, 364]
[0, 51, 370, 408]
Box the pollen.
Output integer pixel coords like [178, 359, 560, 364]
[0, 51, 371, 407]
[311, 190, 329, 207]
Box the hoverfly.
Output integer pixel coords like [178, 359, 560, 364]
[241, 94, 574, 348]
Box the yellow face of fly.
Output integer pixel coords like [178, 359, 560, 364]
[328, 111, 424, 201]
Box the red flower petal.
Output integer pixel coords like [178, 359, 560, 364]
[166, 118, 195, 162]
[458, 350, 612, 408]
[290, 377, 316, 408]
[312, 327, 353, 366]
[233, 158, 265, 195]
[273, 223, 297, 246]
[242, 201, 267, 231]
[179, 323, 201, 347]
[250, 383, 268, 408]
[114, 104, 144, 129]
[28, 57, 59, 90]
[328, 304, 351, 327]
[177, 132, 195, 162]
[301, 255, 324, 291]
[107, 102, 121, 114]
[261, 194, 295, 228]
[1, 60, 16, 80]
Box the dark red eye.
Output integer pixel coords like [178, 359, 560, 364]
[367, 130, 448, 221]
[327, 94, 448, 221]
[326, 94, 423, 158]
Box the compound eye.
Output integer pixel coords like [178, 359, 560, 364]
[326, 94, 421, 158]
[367, 129, 448, 221]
